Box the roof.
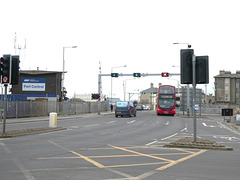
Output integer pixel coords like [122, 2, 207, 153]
[141, 87, 158, 94]
[20, 70, 63, 75]
[214, 73, 240, 78]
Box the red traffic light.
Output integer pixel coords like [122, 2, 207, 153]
[162, 72, 169, 77]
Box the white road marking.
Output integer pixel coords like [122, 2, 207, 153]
[165, 121, 169, 125]
[0, 142, 36, 180]
[127, 120, 136, 124]
[202, 122, 217, 128]
[84, 124, 100, 128]
[181, 123, 188, 132]
[145, 139, 158, 146]
[107, 121, 116, 124]
[161, 133, 178, 141]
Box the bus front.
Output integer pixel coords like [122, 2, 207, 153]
[157, 85, 176, 115]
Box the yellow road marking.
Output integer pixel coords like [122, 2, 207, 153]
[110, 145, 174, 163]
[105, 162, 168, 168]
[70, 150, 105, 168]
[38, 152, 190, 160]
[156, 149, 206, 170]
[38, 145, 206, 171]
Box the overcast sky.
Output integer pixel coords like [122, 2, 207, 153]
[1, 0, 240, 100]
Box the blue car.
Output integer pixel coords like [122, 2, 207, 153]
[115, 101, 137, 117]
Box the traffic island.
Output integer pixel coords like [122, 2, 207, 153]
[164, 137, 233, 151]
[0, 127, 67, 138]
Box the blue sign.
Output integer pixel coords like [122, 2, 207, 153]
[22, 78, 46, 91]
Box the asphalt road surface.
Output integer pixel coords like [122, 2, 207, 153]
[1, 111, 240, 180]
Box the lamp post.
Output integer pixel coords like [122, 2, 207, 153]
[62, 46, 77, 101]
[111, 65, 126, 103]
[124, 78, 135, 101]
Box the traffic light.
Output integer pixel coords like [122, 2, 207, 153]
[180, 49, 194, 84]
[196, 56, 209, 84]
[111, 73, 119, 77]
[0, 57, 4, 76]
[161, 72, 169, 77]
[11, 55, 20, 85]
[2, 55, 11, 84]
[133, 73, 141, 77]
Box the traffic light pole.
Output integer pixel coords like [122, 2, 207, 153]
[192, 54, 197, 143]
[2, 84, 7, 135]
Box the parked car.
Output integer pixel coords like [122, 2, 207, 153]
[115, 101, 136, 117]
[136, 104, 143, 111]
[145, 105, 151, 110]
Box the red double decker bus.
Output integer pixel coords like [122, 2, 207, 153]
[157, 85, 176, 116]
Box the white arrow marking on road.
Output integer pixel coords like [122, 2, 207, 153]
[202, 122, 217, 128]
[181, 123, 188, 132]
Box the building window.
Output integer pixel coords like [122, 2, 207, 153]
[236, 83, 239, 89]
[236, 93, 239, 99]
[225, 78, 229, 83]
[225, 94, 229, 101]
[225, 86, 229, 92]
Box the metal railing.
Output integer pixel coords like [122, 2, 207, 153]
[1, 100, 109, 118]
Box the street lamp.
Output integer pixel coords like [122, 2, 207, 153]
[62, 46, 77, 101]
[173, 42, 191, 48]
[111, 65, 126, 103]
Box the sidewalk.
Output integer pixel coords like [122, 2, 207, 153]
[0, 111, 114, 138]
[221, 117, 240, 133]
[2, 111, 115, 124]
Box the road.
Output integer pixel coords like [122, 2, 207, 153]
[0, 111, 240, 180]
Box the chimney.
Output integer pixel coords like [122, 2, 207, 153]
[150, 83, 153, 88]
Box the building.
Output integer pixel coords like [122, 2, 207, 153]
[214, 70, 240, 106]
[11, 70, 62, 101]
[139, 83, 159, 110]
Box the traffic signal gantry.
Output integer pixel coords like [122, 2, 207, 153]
[110, 72, 177, 78]
[97, 72, 179, 114]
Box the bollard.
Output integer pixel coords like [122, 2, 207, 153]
[49, 112, 57, 128]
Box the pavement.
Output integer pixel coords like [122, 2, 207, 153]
[0, 111, 114, 138]
[1, 112, 240, 151]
